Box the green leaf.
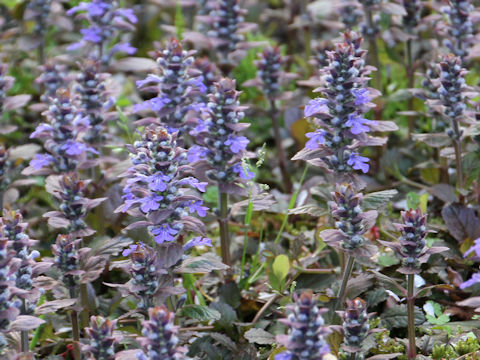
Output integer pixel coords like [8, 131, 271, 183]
[272, 254, 290, 282]
[419, 193, 428, 213]
[377, 254, 400, 267]
[381, 304, 425, 329]
[174, 2, 185, 39]
[181, 305, 221, 322]
[244, 328, 275, 345]
[406, 192, 420, 210]
[363, 189, 398, 210]
[176, 253, 229, 274]
[209, 302, 237, 329]
[203, 186, 218, 205]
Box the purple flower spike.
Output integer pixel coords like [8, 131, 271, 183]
[305, 98, 329, 117]
[347, 153, 370, 173]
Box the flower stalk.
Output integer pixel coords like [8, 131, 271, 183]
[218, 190, 231, 267]
[407, 273, 416, 360]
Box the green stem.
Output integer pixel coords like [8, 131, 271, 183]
[21, 299, 29, 352]
[240, 196, 253, 282]
[453, 139, 463, 191]
[407, 274, 417, 360]
[80, 283, 90, 330]
[30, 294, 46, 351]
[218, 189, 231, 267]
[69, 288, 81, 360]
[335, 255, 355, 311]
[406, 39, 415, 137]
[269, 99, 292, 193]
[274, 165, 309, 244]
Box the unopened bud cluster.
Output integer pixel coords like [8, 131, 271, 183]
[397, 208, 428, 271]
[85, 316, 118, 360]
[255, 46, 284, 98]
[341, 298, 370, 355]
[52, 234, 81, 289]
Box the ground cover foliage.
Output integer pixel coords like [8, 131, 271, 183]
[1, 0, 480, 359]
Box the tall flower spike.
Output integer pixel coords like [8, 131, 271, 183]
[44, 173, 105, 237]
[441, 0, 475, 60]
[321, 183, 378, 258]
[135, 39, 206, 134]
[189, 78, 253, 184]
[51, 234, 82, 289]
[1, 211, 41, 315]
[293, 31, 397, 175]
[275, 291, 332, 360]
[124, 243, 164, 310]
[137, 306, 184, 360]
[74, 59, 114, 145]
[118, 126, 209, 245]
[84, 316, 118, 360]
[27, 89, 98, 174]
[379, 208, 448, 274]
[67, 0, 137, 65]
[339, 298, 371, 356]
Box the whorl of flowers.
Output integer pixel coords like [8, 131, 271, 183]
[51, 234, 82, 289]
[118, 125, 210, 245]
[402, 0, 423, 32]
[74, 59, 114, 145]
[25, 0, 52, 38]
[137, 306, 183, 360]
[122, 243, 164, 310]
[27, 89, 98, 174]
[135, 39, 207, 133]
[275, 291, 332, 360]
[380, 208, 448, 274]
[84, 316, 118, 360]
[44, 172, 105, 237]
[36, 62, 68, 102]
[294, 31, 396, 174]
[436, 54, 468, 140]
[0, 237, 20, 347]
[67, 0, 137, 65]
[441, 0, 475, 59]
[322, 183, 378, 257]
[205, 0, 248, 61]
[1, 211, 40, 314]
[189, 78, 253, 184]
[339, 298, 370, 354]
[339, 1, 363, 29]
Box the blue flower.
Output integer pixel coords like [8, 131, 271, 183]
[225, 135, 249, 154]
[134, 96, 171, 113]
[148, 173, 171, 192]
[304, 98, 328, 117]
[183, 236, 212, 251]
[136, 74, 162, 88]
[460, 273, 480, 290]
[305, 129, 327, 149]
[30, 123, 53, 139]
[187, 146, 208, 163]
[351, 88, 371, 106]
[345, 114, 376, 135]
[61, 141, 98, 156]
[30, 154, 54, 170]
[274, 352, 293, 360]
[151, 224, 178, 243]
[139, 195, 164, 213]
[187, 201, 208, 217]
[347, 153, 370, 173]
[80, 27, 103, 43]
[178, 177, 208, 192]
[122, 242, 146, 257]
[232, 163, 255, 180]
[464, 238, 480, 258]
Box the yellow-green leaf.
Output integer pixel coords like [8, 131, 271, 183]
[272, 254, 290, 281]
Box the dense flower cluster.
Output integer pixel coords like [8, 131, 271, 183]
[51, 234, 82, 289]
[380, 209, 447, 274]
[340, 298, 370, 355]
[275, 291, 331, 360]
[74, 59, 114, 145]
[84, 316, 118, 360]
[327, 183, 377, 253]
[189, 78, 253, 183]
[67, 0, 137, 65]
[28, 90, 97, 174]
[254, 46, 285, 98]
[135, 39, 206, 133]
[296, 31, 396, 174]
[339, 1, 363, 30]
[123, 243, 164, 309]
[36, 62, 68, 102]
[137, 306, 183, 360]
[402, 0, 422, 32]
[205, 0, 248, 61]
[441, 0, 475, 60]
[1, 211, 40, 315]
[119, 126, 209, 244]
[44, 172, 104, 237]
